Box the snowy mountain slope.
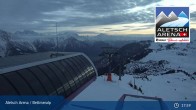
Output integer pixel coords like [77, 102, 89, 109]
[123, 32, 196, 101]
[161, 17, 189, 27]
[58, 32, 81, 40]
[73, 74, 139, 101]
[141, 39, 196, 74]
[129, 72, 196, 101]
[0, 30, 38, 57]
[67, 51, 196, 107]
[0, 30, 10, 57]
[11, 40, 37, 52]
[0, 40, 6, 57]
[13, 30, 45, 41]
[73, 72, 195, 101]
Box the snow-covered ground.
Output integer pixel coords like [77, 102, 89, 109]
[73, 72, 196, 101]
[161, 17, 189, 27]
[62, 71, 195, 110]
[128, 37, 196, 101]
[0, 38, 7, 57]
[129, 72, 196, 101]
[73, 34, 196, 102]
[63, 74, 162, 110]
[142, 38, 196, 74]
[73, 74, 138, 101]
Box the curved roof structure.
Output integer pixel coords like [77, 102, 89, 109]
[0, 52, 97, 98]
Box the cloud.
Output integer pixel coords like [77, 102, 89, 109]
[107, 29, 129, 32]
[190, 11, 196, 20]
[0, 0, 195, 35]
[0, 0, 160, 32]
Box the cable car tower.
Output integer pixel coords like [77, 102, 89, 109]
[100, 47, 118, 81]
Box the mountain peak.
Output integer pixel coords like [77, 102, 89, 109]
[178, 11, 188, 18]
[168, 11, 178, 21]
[15, 30, 39, 36]
[157, 11, 167, 18]
[168, 11, 175, 17]
[0, 30, 11, 41]
[156, 11, 170, 27]
[97, 33, 109, 37]
[58, 32, 80, 40]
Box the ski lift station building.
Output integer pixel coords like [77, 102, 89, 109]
[0, 52, 97, 99]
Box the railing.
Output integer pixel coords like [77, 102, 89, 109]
[116, 94, 167, 110]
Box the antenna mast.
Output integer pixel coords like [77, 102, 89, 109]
[56, 22, 59, 53]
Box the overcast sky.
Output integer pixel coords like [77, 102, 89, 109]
[0, 0, 196, 35]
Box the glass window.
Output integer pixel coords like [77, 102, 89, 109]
[64, 59, 83, 87]
[63, 59, 80, 87]
[60, 60, 79, 89]
[80, 55, 92, 65]
[28, 66, 55, 95]
[76, 56, 90, 77]
[77, 55, 95, 78]
[53, 61, 77, 92]
[17, 69, 48, 95]
[72, 57, 88, 82]
[46, 63, 69, 96]
[68, 58, 86, 84]
[52, 61, 72, 95]
[4, 71, 34, 95]
[80, 56, 96, 77]
[0, 75, 18, 95]
[38, 64, 62, 95]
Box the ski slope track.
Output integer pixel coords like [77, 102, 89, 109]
[161, 17, 189, 27]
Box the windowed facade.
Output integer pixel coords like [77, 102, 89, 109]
[0, 53, 97, 98]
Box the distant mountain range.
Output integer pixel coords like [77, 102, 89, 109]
[15, 30, 41, 36]
[0, 30, 113, 59]
[0, 30, 10, 57]
[0, 30, 37, 57]
[1, 28, 195, 59]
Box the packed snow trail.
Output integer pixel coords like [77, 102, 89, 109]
[161, 17, 188, 27]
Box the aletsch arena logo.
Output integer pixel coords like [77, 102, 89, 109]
[155, 7, 190, 43]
